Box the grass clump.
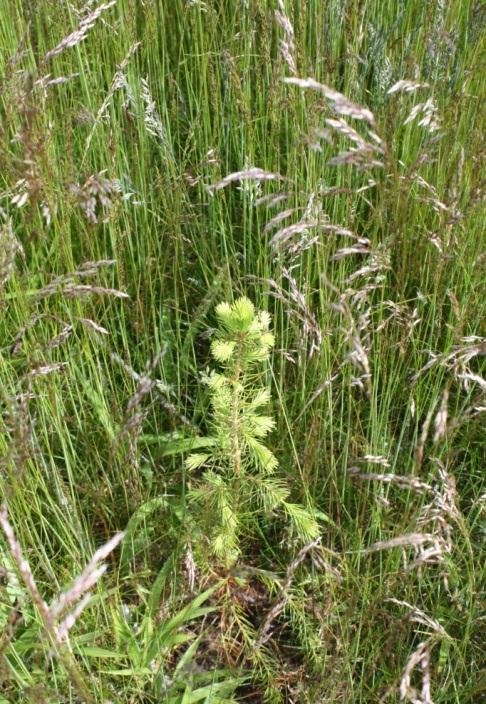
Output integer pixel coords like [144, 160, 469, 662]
[0, 0, 485, 702]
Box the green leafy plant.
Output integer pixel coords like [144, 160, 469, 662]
[186, 297, 319, 568]
[79, 559, 243, 703]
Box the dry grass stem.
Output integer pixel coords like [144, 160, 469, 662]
[83, 42, 140, 160]
[209, 168, 284, 192]
[275, 0, 297, 75]
[275, 0, 297, 76]
[404, 99, 441, 133]
[44, 1, 116, 62]
[348, 468, 431, 493]
[387, 80, 430, 94]
[364, 533, 440, 553]
[251, 270, 322, 359]
[1, 504, 124, 646]
[0, 219, 23, 289]
[262, 208, 298, 234]
[269, 221, 317, 248]
[256, 538, 321, 647]
[0, 505, 51, 627]
[255, 192, 290, 208]
[433, 387, 449, 444]
[284, 76, 377, 126]
[399, 639, 434, 704]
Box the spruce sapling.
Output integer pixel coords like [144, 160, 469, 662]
[186, 297, 319, 568]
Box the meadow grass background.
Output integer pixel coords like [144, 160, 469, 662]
[0, 1, 485, 702]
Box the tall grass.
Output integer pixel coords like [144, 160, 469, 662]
[1, 1, 485, 702]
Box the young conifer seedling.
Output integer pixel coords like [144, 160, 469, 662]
[186, 297, 319, 568]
